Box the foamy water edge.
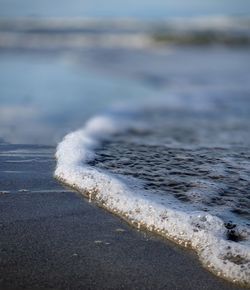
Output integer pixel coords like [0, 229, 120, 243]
[54, 113, 250, 287]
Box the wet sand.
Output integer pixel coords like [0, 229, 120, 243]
[0, 143, 246, 290]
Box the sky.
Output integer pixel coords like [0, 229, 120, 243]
[0, 0, 250, 19]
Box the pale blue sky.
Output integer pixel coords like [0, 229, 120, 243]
[0, 0, 250, 19]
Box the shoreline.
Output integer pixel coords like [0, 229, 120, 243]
[54, 114, 250, 287]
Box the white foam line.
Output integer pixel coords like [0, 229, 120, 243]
[55, 113, 250, 286]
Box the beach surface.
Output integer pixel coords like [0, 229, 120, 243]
[0, 142, 246, 290]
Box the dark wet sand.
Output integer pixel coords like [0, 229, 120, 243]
[0, 143, 246, 290]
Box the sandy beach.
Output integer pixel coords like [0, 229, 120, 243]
[0, 142, 246, 290]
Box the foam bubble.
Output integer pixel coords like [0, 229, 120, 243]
[55, 112, 250, 286]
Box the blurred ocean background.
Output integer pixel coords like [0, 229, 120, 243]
[0, 0, 250, 144]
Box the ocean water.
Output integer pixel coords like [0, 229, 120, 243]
[91, 100, 250, 224]
[0, 53, 152, 144]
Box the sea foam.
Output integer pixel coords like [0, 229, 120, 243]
[55, 112, 250, 286]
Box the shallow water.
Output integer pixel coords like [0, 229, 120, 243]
[1, 45, 250, 145]
[91, 100, 250, 227]
[0, 53, 152, 144]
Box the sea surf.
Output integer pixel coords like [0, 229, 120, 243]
[55, 95, 250, 286]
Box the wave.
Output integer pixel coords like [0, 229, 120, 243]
[55, 108, 250, 286]
[1, 16, 250, 51]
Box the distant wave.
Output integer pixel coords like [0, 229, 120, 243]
[1, 16, 250, 51]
